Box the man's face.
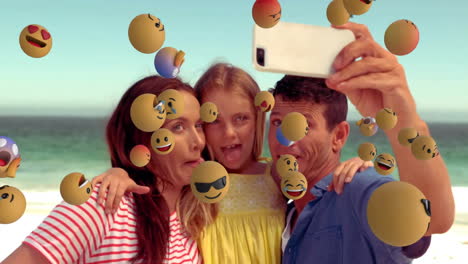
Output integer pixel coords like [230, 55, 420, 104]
[268, 96, 335, 182]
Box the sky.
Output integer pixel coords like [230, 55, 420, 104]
[1, 0, 467, 121]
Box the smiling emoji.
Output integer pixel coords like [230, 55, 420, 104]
[191, 161, 230, 203]
[158, 89, 185, 119]
[252, 0, 282, 28]
[281, 171, 308, 200]
[130, 93, 167, 132]
[281, 112, 309, 142]
[200, 102, 218, 123]
[130, 145, 151, 167]
[385, 19, 419, 56]
[254, 91, 275, 112]
[411, 135, 439, 160]
[0, 185, 26, 224]
[374, 153, 396, 175]
[151, 128, 175, 155]
[276, 154, 299, 178]
[60, 172, 93, 206]
[367, 181, 431, 247]
[343, 0, 373, 16]
[376, 108, 398, 130]
[398, 127, 419, 147]
[358, 142, 377, 162]
[356, 117, 378, 137]
[19, 24, 52, 58]
[128, 13, 166, 54]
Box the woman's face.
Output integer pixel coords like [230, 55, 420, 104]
[150, 90, 205, 188]
[202, 89, 257, 171]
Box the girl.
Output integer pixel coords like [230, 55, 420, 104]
[2, 76, 217, 264]
[93, 63, 372, 264]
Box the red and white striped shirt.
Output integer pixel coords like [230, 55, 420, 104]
[24, 185, 201, 264]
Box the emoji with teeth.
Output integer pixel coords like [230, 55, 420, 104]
[130, 93, 167, 132]
[151, 128, 175, 155]
[154, 47, 186, 78]
[60, 172, 93, 206]
[128, 13, 165, 54]
[254, 91, 275, 112]
[276, 154, 299, 178]
[191, 161, 230, 203]
[367, 181, 431, 247]
[158, 89, 185, 119]
[281, 171, 308, 200]
[358, 142, 377, 162]
[19, 24, 52, 58]
[356, 117, 378, 137]
[0, 136, 21, 178]
[130, 145, 151, 167]
[376, 108, 398, 130]
[398, 127, 419, 147]
[374, 153, 396, 175]
[385, 19, 419, 56]
[281, 112, 309, 142]
[200, 102, 218, 123]
[411, 136, 439, 160]
[327, 0, 350, 26]
[343, 0, 373, 16]
[252, 0, 282, 29]
[0, 185, 26, 224]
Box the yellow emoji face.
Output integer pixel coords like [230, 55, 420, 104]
[130, 145, 151, 167]
[254, 91, 275, 112]
[367, 181, 431, 247]
[376, 108, 398, 130]
[327, 0, 350, 26]
[398, 127, 419, 147]
[281, 112, 309, 142]
[358, 142, 377, 162]
[356, 117, 378, 137]
[411, 136, 439, 160]
[158, 89, 185, 119]
[252, 0, 282, 29]
[151, 128, 175, 155]
[0, 185, 26, 224]
[374, 153, 396, 175]
[130, 93, 167, 132]
[60, 172, 93, 206]
[19, 24, 52, 58]
[276, 154, 299, 178]
[384, 19, 419, 56]
[128, 13, 166, 54]
[200, 102, 218, 123]
[281, 171, 308, 200]
[191, 161, 229, 203]
[343, 0, 373, 16]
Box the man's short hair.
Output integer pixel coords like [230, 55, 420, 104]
[269, 75, 348, 131]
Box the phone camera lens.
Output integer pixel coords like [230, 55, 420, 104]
[256, 48, 265, 67]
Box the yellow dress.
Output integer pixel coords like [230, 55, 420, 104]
[199, 161, 286, 264]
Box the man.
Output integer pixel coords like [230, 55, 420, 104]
[267, 22, 455, 263]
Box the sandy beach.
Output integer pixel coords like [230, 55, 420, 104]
[1, 188, 467, 262]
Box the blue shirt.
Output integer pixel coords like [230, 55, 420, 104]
[282, 167, 431, 264]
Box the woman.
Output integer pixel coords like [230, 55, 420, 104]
[2, 76, 217, 264]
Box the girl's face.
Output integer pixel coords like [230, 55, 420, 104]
[150, 91, 205, 188]
[203, 89, 257, 171]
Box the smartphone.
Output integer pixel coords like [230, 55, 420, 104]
[253, 21, 355, 78]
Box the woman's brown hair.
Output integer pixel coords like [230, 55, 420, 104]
[194, 62, 266, 160]
[105, 75, 217, 263]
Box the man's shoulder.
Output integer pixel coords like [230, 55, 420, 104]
[344, 167, 395, 194]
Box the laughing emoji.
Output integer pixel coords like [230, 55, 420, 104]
[191, 161, 230, 203]
[254, 91, 275, 112]
[19, 24, 52, 58]
[374, 153, 396, 175]
[411, 136, 439, 160]
[60, 172, 93, 206]
[276, 154, 298, 178]
[151, 128, 175, 155]
[281, 171, 307, 200]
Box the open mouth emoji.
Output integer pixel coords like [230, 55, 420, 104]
[284, 187, 306, 197]
[0, 151, 11, 166]
[26, 35, 46, 48]
[156, 143, 172, 152]
[260, 100, 271, 112]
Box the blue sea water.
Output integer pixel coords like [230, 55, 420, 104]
[0, 116, 467, 191]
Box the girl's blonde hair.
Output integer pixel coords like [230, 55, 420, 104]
[194, 62, 266, 160]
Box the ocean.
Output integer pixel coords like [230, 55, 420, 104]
[1, 116, 468, 192]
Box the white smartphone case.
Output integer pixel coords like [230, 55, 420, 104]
[253, 21, 355, 78]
